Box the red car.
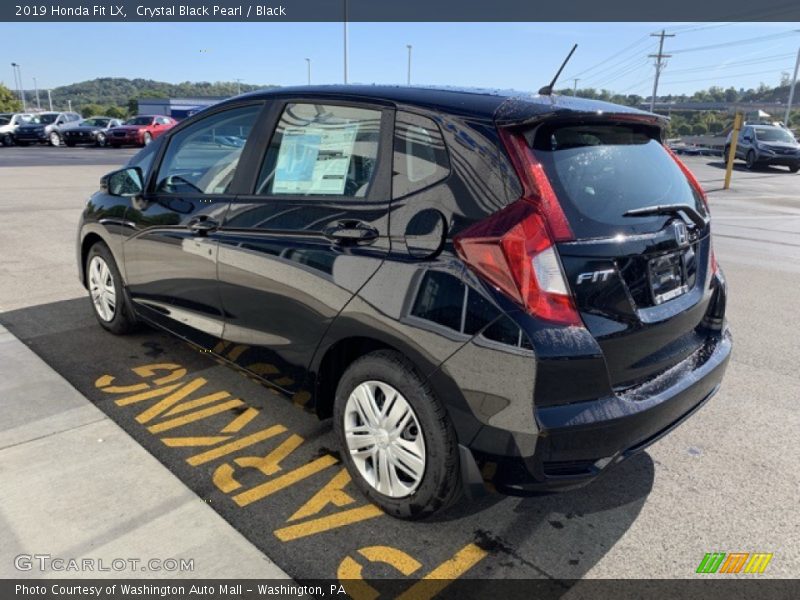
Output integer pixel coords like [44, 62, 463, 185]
[107, 115, 176, 147]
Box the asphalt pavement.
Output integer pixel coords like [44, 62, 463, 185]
[0, 146, 797, 589]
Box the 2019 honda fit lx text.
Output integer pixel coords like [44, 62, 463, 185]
[76, 86, 732, 519]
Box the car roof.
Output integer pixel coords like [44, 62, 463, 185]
[230, 85, 664, 126]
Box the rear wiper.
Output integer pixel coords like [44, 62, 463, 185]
[623, 204, 708, 230]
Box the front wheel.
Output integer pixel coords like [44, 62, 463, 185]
[333, 350, 461, 519]
[1, 133, 13, 146]
[96, 132, 107, 147]
[142, 132, 152, 146]
[86, 242, 138, 334]
[49, 131, 61, 146]
[789, 164, 799, 173]
[746, 150, 757, 170]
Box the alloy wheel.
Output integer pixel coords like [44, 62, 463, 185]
[343, 380, 426, 498]
[88, 255, 116, 322]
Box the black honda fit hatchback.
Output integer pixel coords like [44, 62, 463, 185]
[77, 86, 731, 518]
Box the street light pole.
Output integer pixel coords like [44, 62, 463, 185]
[235, 78, 243, 95]
[33, 76, 41, 109]
[406, 45, 412, 85]
[343, 0, 348, 84]
[305, 58, 311, 85]
[784, 46, 800, 127]
[11, 63, 26, 111]
[47, 89, 53, 111]
[573, 78, 580, 96]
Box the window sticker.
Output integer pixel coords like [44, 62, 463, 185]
[273, 124, 358, 195]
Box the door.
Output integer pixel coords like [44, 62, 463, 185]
[215, 100, 394, 394]
[123, 102, 264, 349]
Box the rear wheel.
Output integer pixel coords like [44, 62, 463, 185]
[746, 150, 757, 170]
[723, 146, 732, 164]
[333, 350, 461, 519]
[86, 242, 138, 334]
[1, 133, 13, 146]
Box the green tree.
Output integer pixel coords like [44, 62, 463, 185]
[81, 103, 104, 118]
[677, 124, 692, 136]
[106, 105, 126, 119]
[692, 123, 708, 135]
[0, 83, 22, 112]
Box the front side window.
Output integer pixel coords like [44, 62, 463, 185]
[392, 111, 450, 198]
[155, 104, 261, 196]
[256, 103, 381, 197]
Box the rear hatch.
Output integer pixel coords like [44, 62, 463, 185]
[525, 120, 715, 389]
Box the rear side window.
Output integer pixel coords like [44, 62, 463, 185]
[256, 103, 381, 197]
[531, 123, 706, 237]
[392, 112, 449, 198]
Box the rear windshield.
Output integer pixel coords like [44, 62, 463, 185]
[531, 123, 706, 237]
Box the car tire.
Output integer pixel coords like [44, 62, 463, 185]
[85, 242, 138, 335]
[723, 146, 732, 163]
[746, 150, 757, 170]
[49, 131, 61, 146]
[1, 133, 13, 146]
[789, 164, 799, 173]
[142, 132, 152, 146]
[333, 349, 462, 520]
[96, 133, 107, 147]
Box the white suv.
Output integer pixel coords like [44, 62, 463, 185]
[0, 113, 34, 146]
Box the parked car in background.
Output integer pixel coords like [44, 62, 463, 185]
[107, 115, 176, 147]
[725, 123, 800, 172]
[62, 116, 124, 147]
[0, 112, 34, 146]
[13, 111, 82, 146]
[77, 86, 731, 518]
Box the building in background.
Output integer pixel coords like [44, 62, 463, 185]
[137, 96, 226, 119]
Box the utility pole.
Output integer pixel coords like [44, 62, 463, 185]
[649, 30, 674, 112]
[343, 0, 348, 84]
[305, 58, 311, 85]
[572, 78, 580, 96]
[33, 76, 40, 109]
[784, 46, 800, 127]
[406, 45, 412, 85]
[234, 78, 243, 95]
[68, 99, 72, 112]
[47, 89, 53, 111]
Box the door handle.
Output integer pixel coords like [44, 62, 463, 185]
[188, 216, 220, 235]
[323, 220, 379, 245]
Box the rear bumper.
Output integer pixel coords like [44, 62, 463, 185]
[475, 328, 732, 495]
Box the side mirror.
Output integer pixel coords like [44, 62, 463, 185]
[102, 167, 144, 197]
[743, 136, 752, 142]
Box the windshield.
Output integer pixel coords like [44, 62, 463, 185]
[83, 118, 110, 127]
[532, 123, 706, 238]
[754, 127, 796, 143]
[30, 114, 58, 125]
[124, 116, 153, 126]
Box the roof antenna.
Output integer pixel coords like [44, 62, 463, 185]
[538, 44, 578, 96]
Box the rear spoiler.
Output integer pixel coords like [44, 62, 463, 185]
[493, 95, 669, 129]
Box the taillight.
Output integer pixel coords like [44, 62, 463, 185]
[453, 130, 581, 327]
[664, 145, 710, 212]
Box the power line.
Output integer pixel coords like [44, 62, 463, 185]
[664, 52, 797, 75]
[670, 31, 798, 54]
[564, 35, 652, 81]
[660, 69, 790, 86]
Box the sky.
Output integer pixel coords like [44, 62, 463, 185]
[2, 22, 800, 98]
